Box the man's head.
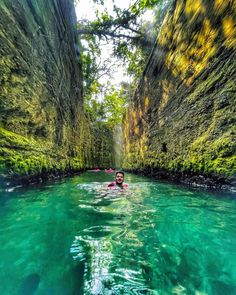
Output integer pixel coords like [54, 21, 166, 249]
[115, 171, 125, 185]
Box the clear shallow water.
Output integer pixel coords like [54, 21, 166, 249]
[0, 172, 236, 295]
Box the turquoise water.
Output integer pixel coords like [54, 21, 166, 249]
[0, 171, 236, 295]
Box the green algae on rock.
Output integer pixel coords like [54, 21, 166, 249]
[123, 0, 236, 187]
[0, 0, 97, 182]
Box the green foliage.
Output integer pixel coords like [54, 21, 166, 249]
[83, 82, 127, 169]
[130, 0, 162, 16]
[103, 86, 127, 126]
[84, 83, 127, 127]
[91, 121, 114, 167]
[85, 96, 106, 122]
[78, 0, 169, 87]
[77, 0, 173, 171]
[78, 0, 171, 133]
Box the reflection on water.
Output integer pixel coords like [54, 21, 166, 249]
[0, 172, 236, 294]
[71, 178, 236, 294]
[71, 183, 147, 294]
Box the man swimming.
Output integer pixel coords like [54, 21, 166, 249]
[107, 171, 128, 188]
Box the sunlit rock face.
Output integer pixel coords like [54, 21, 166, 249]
[123, 0, 236, 186]
[0, 0, 95, 181]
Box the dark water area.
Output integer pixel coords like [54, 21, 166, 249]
[0, 171, 236, 295]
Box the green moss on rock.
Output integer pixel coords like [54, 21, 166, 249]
[0, 0, 98, 182]
[123, 0, 236, 186]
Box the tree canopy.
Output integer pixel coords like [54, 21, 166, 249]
[77, 0, 167, 58]
[76, 0, 171, 126]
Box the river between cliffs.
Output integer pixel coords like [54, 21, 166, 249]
[0, 171, 236, 295]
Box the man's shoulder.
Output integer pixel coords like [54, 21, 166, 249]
[107, 181, 116, 187]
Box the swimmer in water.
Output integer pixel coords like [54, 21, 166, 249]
[107, 171, 128, 189]
[105, 168, 115, 173]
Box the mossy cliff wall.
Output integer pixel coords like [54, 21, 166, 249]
[0, 0, 94, 182]
[123, 0, 236, 186]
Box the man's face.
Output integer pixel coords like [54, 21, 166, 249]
[115, 173, 124, 185]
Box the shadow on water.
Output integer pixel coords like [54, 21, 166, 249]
[18, 273, 40, 295]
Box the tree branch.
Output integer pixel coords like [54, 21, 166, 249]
[77, 27, 141, 40]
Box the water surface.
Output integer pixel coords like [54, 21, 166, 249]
[0, 171, 236, 294]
